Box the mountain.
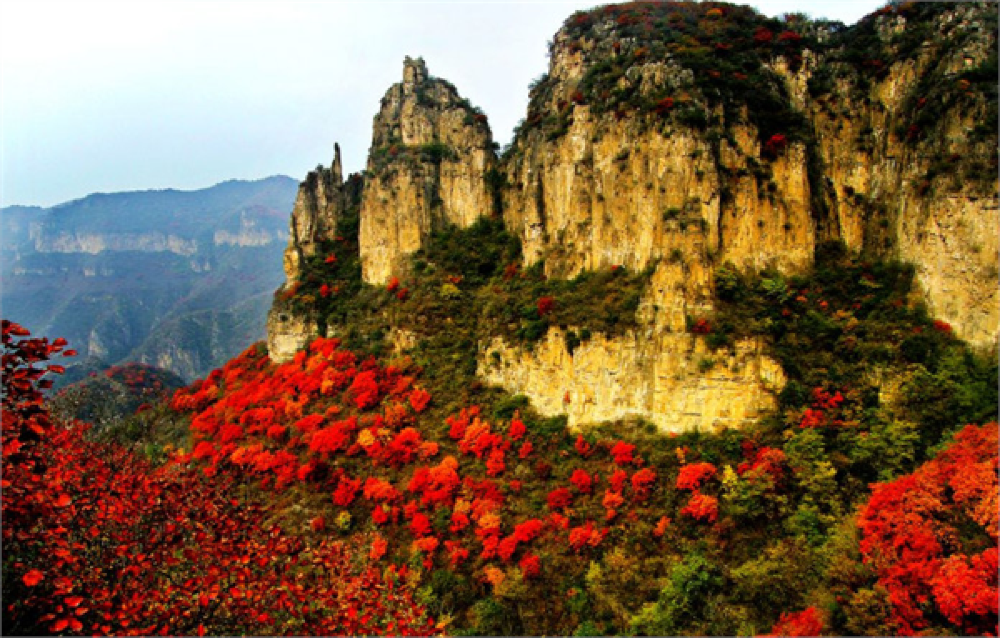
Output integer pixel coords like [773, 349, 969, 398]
[6, 3, 997, 637]
[269, 2, 997, 431]
[1, 176, 298, 380]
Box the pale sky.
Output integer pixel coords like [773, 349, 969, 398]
[0, 0, 887, 207]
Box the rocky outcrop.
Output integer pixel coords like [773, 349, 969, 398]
[500, 3, 997, 348]
[266, 296, 319, 363]
[480, 328, 784, 433]
[282, 144, 347, 283]
[359, 57, 497, 284]
[34, 231, 199, 256]
[781, 5, 999, 348]
[215, 209, 289, 247]
[504, 31, 816, 276]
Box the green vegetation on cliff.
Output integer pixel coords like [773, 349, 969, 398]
[514, 2, 818, 149]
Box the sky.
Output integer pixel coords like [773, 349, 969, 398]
[0, 0, 888, 208]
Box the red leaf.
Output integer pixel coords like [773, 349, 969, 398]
[23, 569, 44, 586]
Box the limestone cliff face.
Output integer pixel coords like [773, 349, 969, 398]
[778, 5, 999, 347]
[267, 146, 349, 362]
[476, 2, 996, 429]
[504, 67, 815, 281]
[34, 231, 199, 256]
[359, 57, 497, 284]
[282, 144, 346, 283]
[480, 329, 784, 433]
[501, 3, 997, 347]
[266, 296, 318, 364]
[214, 209, 289, 247]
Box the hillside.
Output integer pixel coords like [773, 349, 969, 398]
[253, 2, 997, 633]
[1, 176, 298, 380]
[3, 2, 998, 637]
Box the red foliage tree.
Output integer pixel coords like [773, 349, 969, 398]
[769, 606, 824, 636]
[408, 387, 432, 413]
[349, 370, 381, 410]
[570, 469, 594, 494]
[680, 492, 719, 523]
[609, 441, 635, 466]
[676, 462, 717, 490]
[631, 467, 657, 501]
[858, 422, 998, 635]
[547, 487, 574, 511]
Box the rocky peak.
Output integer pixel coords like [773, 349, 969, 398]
[402, 55, 429, 89]
[359, 57, 497, 284]
[330, 142, 344, 185]
[281, 142, 347, 283]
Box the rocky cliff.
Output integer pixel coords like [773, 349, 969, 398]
[282, 144, 347, 283]
[358, 57, 498, 284]
[797, 4, 999, 348]
[269, 2, 998, 433]
[502, 2, 997, 346]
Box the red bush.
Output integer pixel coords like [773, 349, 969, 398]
[509, 415, 526, 441]
[610, 441, 635, 466]
[932, 320, 953, 333]
[519, 553, 541, 578]
[1, 324, 437, 637]
[547, 487, 574, 511]
[770, 606, 824, 636]
[754, 26, 773, 43]
[570, 469, 594, 494]
[349, 370, 381, 410]
[763, 133, 788, 159]
[691, 318, 712, 334]
[631, 467, 657, 501]
[680, 492, 719, 523]
[777, 30, 802, 43]
[676, 462, 716, 490]
[536, 296, 556, 316]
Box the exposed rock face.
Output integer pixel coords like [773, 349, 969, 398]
[504, 87, 815, 281]
[34, 231, 199, 256]
[476, 3, 996, 428]
[783, 5, 1000, 348]
[480, 329, 785, 433]
[282, 144, 346, 283]
[215, 209, 288, 247]
[359, 57, 497, 284]
[266, 296, 318, 363]
[501, 3, 997, 348]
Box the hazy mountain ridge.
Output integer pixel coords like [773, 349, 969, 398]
[1, 176, 298, 380]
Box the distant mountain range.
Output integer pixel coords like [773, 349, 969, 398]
[1, 176, 298, 381]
